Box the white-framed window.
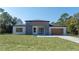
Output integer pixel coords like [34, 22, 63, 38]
[16, 28, 23, 32]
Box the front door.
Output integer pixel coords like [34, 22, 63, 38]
[33, 26, 37, 35]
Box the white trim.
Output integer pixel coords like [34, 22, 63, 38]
[49, 27, 66, 35]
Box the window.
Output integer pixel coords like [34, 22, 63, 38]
[16, 28, 23, 32]
[38, 27, 44, 34]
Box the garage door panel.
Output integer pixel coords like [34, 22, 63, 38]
[51, 28, 63, 35]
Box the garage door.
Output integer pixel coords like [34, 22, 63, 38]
[51, 28, 63, 35]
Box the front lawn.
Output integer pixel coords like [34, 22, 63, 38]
[0, 35, 79, 51]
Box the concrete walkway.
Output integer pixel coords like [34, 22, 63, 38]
[37, 35, 79, 43]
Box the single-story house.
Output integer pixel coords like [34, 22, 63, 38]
[13, 20, 66, 35]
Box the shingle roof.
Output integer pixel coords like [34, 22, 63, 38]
[25, 20, 49, 22]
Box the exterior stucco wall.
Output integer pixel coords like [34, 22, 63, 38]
[26, 22, 32, 34]
[25, 21, 49, 35]
[13, 26, 26, 34]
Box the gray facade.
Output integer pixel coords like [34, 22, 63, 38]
[25, 20, 49, 35]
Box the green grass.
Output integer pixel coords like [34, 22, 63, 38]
[75, 35, 79, 38]
[0, 35, 79, 51]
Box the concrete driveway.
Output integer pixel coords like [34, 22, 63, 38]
[37, 35, 79, 43]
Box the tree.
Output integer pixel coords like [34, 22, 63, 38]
[51, 22, 55, 25]
[74, 13, 79, 30]
[72, 26, 78, 35]
[61, 13, 69, 19]
[57, 18, 65, 25]
[0, 8, 23, 33]
[57, 13, 69, 26]
[65, 16, 78, 34]
[0, 12, 13, 33]
[11, 17, 23, 26]
[0, 12, 12, 24]
[0, 8, 5, 33]
[0, 8, 4, 13]
[74, 13, 79, 20]
[11, 17, 18, 26]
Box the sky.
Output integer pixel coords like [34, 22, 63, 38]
[2, 7, 79, 23]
